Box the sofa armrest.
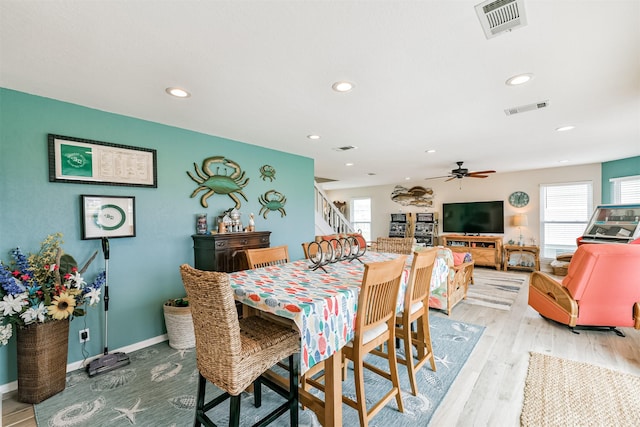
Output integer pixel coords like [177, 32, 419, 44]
[451, 260, 474, 287]
[530, 271, 578, 325]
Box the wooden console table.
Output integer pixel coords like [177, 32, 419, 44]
[503, 244, 540, 272]
[441, 235, 503, 270]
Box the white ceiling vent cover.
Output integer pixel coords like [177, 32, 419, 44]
[475, 0, 527, 39]
[504, 100, 549, 116]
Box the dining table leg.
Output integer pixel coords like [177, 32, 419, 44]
[323, 348, 343, 427]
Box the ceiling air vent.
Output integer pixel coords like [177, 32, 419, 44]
[475, 0, 527, 39]
[332, 145, 358, 152]
[504, 100, 549, 116]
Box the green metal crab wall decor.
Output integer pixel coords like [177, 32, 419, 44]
[187, 156, 249, 209]
[258, 189, 287, 218]
[259, 164, 276, 181]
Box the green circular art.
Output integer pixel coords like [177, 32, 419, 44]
[93, 204, 126, 230]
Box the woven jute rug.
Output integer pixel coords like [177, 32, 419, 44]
[521, 352, 640, 426]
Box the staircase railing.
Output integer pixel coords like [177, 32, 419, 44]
[314, 182, 355, 235]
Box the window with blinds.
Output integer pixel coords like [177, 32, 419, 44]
[351, 197, 372, 242]
[611, 175, 640, 203]
[540, 181, 593, 258]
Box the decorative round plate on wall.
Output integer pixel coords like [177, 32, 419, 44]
[509, 191, 530, 208]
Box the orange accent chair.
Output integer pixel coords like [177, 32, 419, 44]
[528, 244, 640, 336]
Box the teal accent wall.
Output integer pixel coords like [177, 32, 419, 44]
[0, 88, 315, 386]
[602, 156, 640, 203]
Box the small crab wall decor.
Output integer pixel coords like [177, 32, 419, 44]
[259, 164, 276, 181]
[258, 189, 287, 218]
[187, 156, 249, 209]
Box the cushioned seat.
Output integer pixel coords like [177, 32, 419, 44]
[528, 244, 640, 335]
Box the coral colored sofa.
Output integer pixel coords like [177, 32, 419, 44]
[528, 244, 640, 332]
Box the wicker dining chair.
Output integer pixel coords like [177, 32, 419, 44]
[303, 256, 407, 427]
[179, 264, 300, 427]
[375, 237, 414, 255]
[245, 245, 290, 269]
[373, 249, 438, 396]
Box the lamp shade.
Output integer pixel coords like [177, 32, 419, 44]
[513, 214, 529, 227]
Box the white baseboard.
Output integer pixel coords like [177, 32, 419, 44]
[1, 334, 168, 396]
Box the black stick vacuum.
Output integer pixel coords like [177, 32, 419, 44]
[87, 237, 130, 377]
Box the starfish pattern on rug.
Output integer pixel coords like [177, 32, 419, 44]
[171, 348, 193, 359]
[111, 397, 146, 424]
[435, 354, 453, 369]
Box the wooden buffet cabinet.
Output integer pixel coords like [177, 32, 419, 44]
[441, 235, 503, 270]
[192, 231, 271, 273]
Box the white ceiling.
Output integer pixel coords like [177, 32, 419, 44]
[1, 1, 639, 190]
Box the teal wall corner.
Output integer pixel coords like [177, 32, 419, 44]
[0, 88, 315, 385]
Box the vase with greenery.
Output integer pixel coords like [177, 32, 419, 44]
[163, 297, 195, 349]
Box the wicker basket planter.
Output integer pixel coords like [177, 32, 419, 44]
[163, 298, 195, 349]
[16, 319, 69, 403]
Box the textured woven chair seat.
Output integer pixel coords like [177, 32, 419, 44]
[180, 264, 300, 427]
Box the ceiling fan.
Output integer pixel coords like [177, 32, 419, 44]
[426, 161, 496, 182]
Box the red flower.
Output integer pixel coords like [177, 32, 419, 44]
[20, 274, 31, 281]
[12, 270, 20, 277]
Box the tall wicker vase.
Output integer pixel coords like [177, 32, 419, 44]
[16, 319, 70, 403]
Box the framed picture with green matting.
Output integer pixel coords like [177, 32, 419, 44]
[48, 134, 157, 187]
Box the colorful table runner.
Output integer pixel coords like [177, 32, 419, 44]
[228, 252, 407, 373]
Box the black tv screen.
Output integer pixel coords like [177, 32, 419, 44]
[442, 201, 505, 234]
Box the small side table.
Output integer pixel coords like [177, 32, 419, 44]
[503, 245, 540, 272]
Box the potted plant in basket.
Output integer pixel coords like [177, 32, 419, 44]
[163, 297, 195, 349]
[0, 233, 105, 403]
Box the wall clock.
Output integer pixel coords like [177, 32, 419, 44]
[509, 191, 530, 208]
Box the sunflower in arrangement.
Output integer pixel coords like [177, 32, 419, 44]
[0, 233, 105, 345]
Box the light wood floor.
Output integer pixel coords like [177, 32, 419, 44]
[3, 268, 640, 426]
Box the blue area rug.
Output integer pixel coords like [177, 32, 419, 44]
[34, 315, 483, 426]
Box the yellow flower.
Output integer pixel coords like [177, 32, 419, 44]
[47, 292, 76, 320]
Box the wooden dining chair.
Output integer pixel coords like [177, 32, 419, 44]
[373, 249, 438, 396]
[179, 264, 300, 427]
[303, 256, 407, 427]
[245, 245, 290, 269]
[244, 245, 289, 269]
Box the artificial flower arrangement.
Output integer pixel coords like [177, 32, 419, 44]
[0, 233, 105, 346]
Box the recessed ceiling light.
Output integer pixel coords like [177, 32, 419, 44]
[505, 73, 534, 86]
[165, 87, 191, 98]
[332, 81, 354, 92]
[558, 159, 570, 163]
[307, 134, 321, 140]
[555, 125, 575, 132]
[345, 162, 354, 167]
[405, 177, 411, 181]
[426, 149, 436, 154]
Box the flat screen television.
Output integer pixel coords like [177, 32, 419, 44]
[442, 200, 504, 234]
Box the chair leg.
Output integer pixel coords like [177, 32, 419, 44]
[419, 314, 436, 371]
[352, 355, 368, 427]
[229, 395, 241, 427]
[388, 336, 404, 413]
[195, 373, 206, 427]
[402, 319, 419, 396]
[289, 354, 299, 426]
[254, 377, 262, 408]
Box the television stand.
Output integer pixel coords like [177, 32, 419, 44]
[441, 235, 503, 270]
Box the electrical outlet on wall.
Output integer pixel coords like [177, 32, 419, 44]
[79, 328, 90, 343]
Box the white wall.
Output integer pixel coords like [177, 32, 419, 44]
[324, 163, 602, 258]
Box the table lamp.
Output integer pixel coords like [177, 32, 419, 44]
[513, 214, 529, 246]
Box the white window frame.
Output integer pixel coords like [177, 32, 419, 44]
[539, 181, 593, 258]
[610, 175, 640, 203]
[351, 197, 372, 242]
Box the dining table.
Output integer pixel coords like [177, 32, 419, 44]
[228, 251, 410, 426]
